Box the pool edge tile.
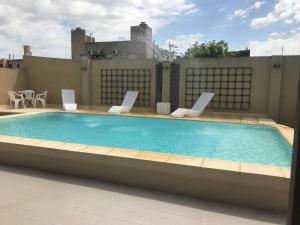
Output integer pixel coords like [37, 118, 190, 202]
[135, 151, 172, 163]
[83, 145, 113, 155]
[240, 163, 285, 177]
[280, 167, 291, 178]
[202, 159, 240, 173]
[0, 135, 23, 144]
[107, 148, 140, 159]
[275, 126, 294, 146]
[167, 155, 204, 167]
[57, 143, 89, 152]
[37, 140, 66, 149]
[18, 138, 44, 146]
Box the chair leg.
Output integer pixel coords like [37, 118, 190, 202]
[15, 101, 18, 109]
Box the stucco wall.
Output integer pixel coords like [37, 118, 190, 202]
[23, 56, 82, 105]
[0, 68, 27, 105]
[280, 56, 300, 126]
[2, 55, 299, 127]
[177, 57, 271, 115]
[89, 59, 158, 108]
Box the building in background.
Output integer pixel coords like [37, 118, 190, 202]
[2, 59, 23, 68]
[71, 22, 166, 61]
[0, 57, 22, 69]
[0, 45, 32, 69]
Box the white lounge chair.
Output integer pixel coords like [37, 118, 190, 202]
[7, 91, 25, 109]
[171, 92, 215, 118]
[108, 91, 139, 114]
[35, 91, 47, 108]
[61, 89, 77, 110]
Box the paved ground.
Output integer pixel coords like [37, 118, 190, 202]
[0, 164, 286, 225]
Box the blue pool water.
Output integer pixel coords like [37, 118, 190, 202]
[0, 112, 292, 167]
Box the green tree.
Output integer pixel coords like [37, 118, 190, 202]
[185, 40, 229, 58]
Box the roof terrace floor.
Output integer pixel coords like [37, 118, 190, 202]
[0, 164, 286, 225]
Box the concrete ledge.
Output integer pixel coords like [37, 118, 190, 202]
[0, 136, 290, 212]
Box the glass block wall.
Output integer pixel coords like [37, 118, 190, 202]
[100, 69, 151, 106]
[185, 67, 252, 110]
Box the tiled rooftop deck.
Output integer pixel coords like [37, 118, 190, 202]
[0, 164, 286, 225]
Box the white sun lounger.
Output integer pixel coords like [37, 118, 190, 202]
[61, 89, 77, 111]
[108, 91, 139, 114]
[171, 92, 215, 117]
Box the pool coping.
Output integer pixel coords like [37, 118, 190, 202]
[0, 109, 292, 212]
[0, 109, 292, 179]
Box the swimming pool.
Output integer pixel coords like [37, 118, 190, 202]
[0, 112, 292, 167]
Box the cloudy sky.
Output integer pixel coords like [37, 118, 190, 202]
[0, 0, 299, 58]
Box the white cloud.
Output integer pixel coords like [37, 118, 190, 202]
[233, 9, 248, 18]
[291, 27, 300, 34]
[163, 33, 204, 54]
[249, 32, 300, 56]
[250, 0, 300, 28]
[270, 32, 286, 38]
[0, 0, 198, 58]
[229, 1, 265, 20]
[253, 1, 265, 9]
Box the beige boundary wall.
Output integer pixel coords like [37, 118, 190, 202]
[178, 57, 271, 115]
[177, 56, 300, 127]
[280, 56, 300, 127]
[1, 55, 297, 127]
[23, 56, 82, 105]
[89, 59, 158, 108]
[0, 68, 27, 105]
[22, 56, 157, 109]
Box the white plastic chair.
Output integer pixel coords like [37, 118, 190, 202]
[61, 89, 77, 110]
[171, 92, 215, 117]
[108, 91, 139, 114]
[23, 90, 35, 107]
[7, 91, 25, 109]
[35, 91, 47, 108]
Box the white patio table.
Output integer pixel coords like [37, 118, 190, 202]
[19, 90, 36, 108]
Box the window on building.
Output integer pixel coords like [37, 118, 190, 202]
[0, 64, 2, 68]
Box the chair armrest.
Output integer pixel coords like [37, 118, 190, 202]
[37, 93, 46, 98]
[15, 93, 24, 99]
